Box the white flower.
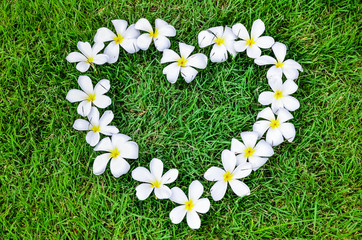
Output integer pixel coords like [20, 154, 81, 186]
[94, 19, 140, 63]
[66, 42, 108, 72]
[93, 134, 138, 178]
[232, 19, 275, 58]
[66, 76, 111, 117]
[160, 42, 208, 84]
[253, 107, 295, 146]
[169, 180, 210, 229]
[198, 26, 237, 62]
[132, 158, 178, 200]
[258, 77, 300, 112]
[135, 18, 176, 52]
[73, 107, 119, 146]
[254, 42, 303, 80]
[204, 150, 252, 201]
[231, 131, 274, 171]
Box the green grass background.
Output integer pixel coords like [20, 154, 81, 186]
[1, 0, 361, 238]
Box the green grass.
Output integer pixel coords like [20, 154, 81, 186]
[1, 0, 361, 238]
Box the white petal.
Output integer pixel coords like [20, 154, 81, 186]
[111, 156, 130, 178]
[104, 41, 120, 64]
[120, 38, 139, 53]
[229, 180, 250, 197]
[246, 45, 261, 58]
[232, 162, 253, 179]
[112, 133, 131, 144]
[162, 169, 178, 184]
[256, 36, 275, 49]
[112, 19, 128, 35]
[73, 119, 90, 131]
[187, 210, 201, 229]
[253, 120, 270, 138]
[170, 187, 188, 204]
[221, 149, 236, 172]
[232, 23, 249, 40]
[93, 153, 111, 175]
[136, 33, 153, 50]
[94, 79, 110, 95]
[272, 42, 287, 62]
[282, 96, 300, 111]
[209, 26, 224, 37]
[93, 95, 111, 109]
[266, 128, 283, 146]
[77, 42, 92, 57]
[160, 49, 180, 63]
[132, 167, 153, 183]
[77, 75, 93, 93]
[240, 131, 258, 148]
[251, 19, 265, 39]
[282, 79, 298, 95]
[204, 167, 225, 182]
[156, 20, 176, 37]
[119, 141, 139, 159]
[179, 43, 195, 59]
[198, 30, 215, 48]
[188, 180, 203, 201]
[257, 107, 275, 121]
[283, 67, 300, 80]
[86, 131, 100, 146]
[135, 183, 153, 200]
[277, 108, 293, 123]
[99, 110, 114, 127]
[135, 18, 153, 32]
[193, 198, 210, 213]
[94, 27, 116, 43]
[280, 123, 296, 142]
[94, 137, 112, 152]
[210, 44, 228, 62]
[230, 138, 246, 154]
[248, 156, 268, 171]
[154, 35, 171, 52]
[272, 100, 284, 113]
[235, 154, 247, 166]
[101, 126, 119, 135]
[284, 59, 303, 71]
[180, 66, 198, 83]
[225, 40, 237, 58]
[92, 54, 108, 65]
[267, 66, 283, 79]
[66, 52, 87, 63]
[150, 158, 163, 179]
[254, 55, 277, 65]
[187, 53, 207, 69]
[92, 42, 105, 55]
[77, 101, 91, 117]
[163, 62, 180, 84]
[76, 62, 90, 72]
[154, 185, 172, 199]
[169, 206, 187, 224]
[254, 140, 274, 157]
[88, 107, 99, 124]
[66, 89, 87, 103]
[210, 180, 227, 201]
[124, 24, 140, 39]
[268, 76, 283, 92]
[234, 40, 248, 52]
[258, 91, 274, 106]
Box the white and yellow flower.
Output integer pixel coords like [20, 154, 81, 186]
[253, 107, 295, 146]
[66, 42, 108, 72]
[94, 19, 140, 63]
[73, 107, 119, 146]
[258, 77, 300, 112]
[231, 131, 274, 171]
[131, 158, 178, 200]
[169, 180, 210, 229]
[93, 134, 138, 178]
[198, 26, 237, 62]
[160, 42, 208, 83]
[232, 19, 275, 58]
[135, 18, 176, 52]
[254, 42, 303, 80]
[204, 150, 252, 201]
[66, 76, 111, 117]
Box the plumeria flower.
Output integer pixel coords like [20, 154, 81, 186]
[204, 150, 252, 201]
[254, 42, 303, 80]
[160, 42, 208, 83]
[253, 107, 295, 147]
[198, 26, 237, 62]
[66, 76, 111, 117]
[231, 131, 274, 171]
[135, 18, 176, 52]
[131, 158, 178, 200]
[169, 180, 210, 229]
[93, 134, 138, 178]
[94, 19, 140, 63]
[73, 107, 119, 146]
[232, 19, 275, 58]
[258, 77, 300, 112]
[66, 42, 108, 72]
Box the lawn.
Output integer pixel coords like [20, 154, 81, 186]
[1, 0, 361, 238]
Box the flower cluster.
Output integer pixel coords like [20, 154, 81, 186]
[66, 18, 302, 230]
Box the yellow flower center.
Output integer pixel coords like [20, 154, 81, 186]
[275, 60, 284, 68]
[113, 33, 125, 44]
[184, 199, 194, 211]
[214, 37, 225, 46]
[91, 125, 101, 133]
[86, 56, 94, 63]
[269, 119, 280, 129]
[86, 93, 96, 102]
[244, 146, 255, 158]
[109, 148, 120, 159]
[149, 29, 159, 38]
[177, 56, 188, 67]
[245, 38, 256, 47]
[274, 90, 283, 99]
[151, 180, 161, 188]
[223, 171, 233, 182]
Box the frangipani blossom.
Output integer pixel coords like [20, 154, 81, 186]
[232, 19, 275, 58]
[204, 150, 252, 201]
[73, 107, 119, 146]
[135, 18, 176, 52]
[94, 19, 140, 63]
[66, 42, 108, 72]
[66, 76, 111, 117]
[258, 77, 300, 112]
[198, 26, 237, 62]
[160, 42, 208, 83]
[231, 131, 274, 171]
[254, 42, 303, 80]
[93, 134, 138, 178]
[253, 107, 295, 147]
[132, 158, 178, 200]
[169, 181, 210, 229]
